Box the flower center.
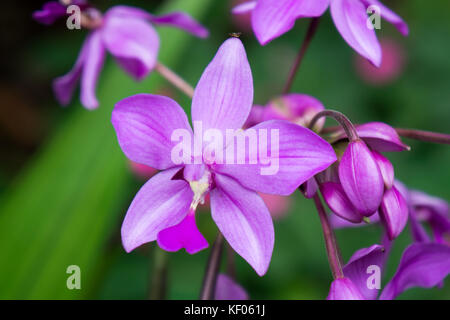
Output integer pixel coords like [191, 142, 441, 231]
[188, 170, 211, 211]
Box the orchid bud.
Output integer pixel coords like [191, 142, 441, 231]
[299, 178, 318, 199]
[379, 186, 409, 240]
[320, 182, 362, 223]
[372, 150, 394, 189]
[327, 278, 365, 300]
[339, 140, 384, 216]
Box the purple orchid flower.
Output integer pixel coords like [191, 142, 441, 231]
[215, 274, 249, 300]
[233, 0, 408, 66]
[328, 242, 450, 300]
[34, 3, 209, 110]
[111, 38, 337, 275]
[33, 0, 88, 25]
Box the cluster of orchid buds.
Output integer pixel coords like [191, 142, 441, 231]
[34, 0, 450, 300]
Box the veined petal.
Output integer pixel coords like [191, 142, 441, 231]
[321, 182, 363, 223]
[52, 36, 89, 106]
[103, 5, 153, 20]
[215, 274, 249, 300]
[344, 244, 388, 300]
[210, 173, 274, 276]
[102, 13, 159, 80]
[379, 243, 450, 300]
[191, 38, 253, 134]
[379, 186, 409, 240]
[80, 31, 106, 109]
[215, 120, 337, 196]
[372, 150, 394, 189]
[111, 94, 193, 170]
[232, 1, 257, 15]
[339, 140, 384, 215]
[331, 211, 380, 229]
[361, 0, 409, 36]
[331, 0, 382, 67]
[121, 168, 193, 252]
[327, 278, 366, 300]
[252, 0, 329, 45]
[150, 12, 209, 38]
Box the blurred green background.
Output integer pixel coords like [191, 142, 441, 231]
[0, 0, 448, 299]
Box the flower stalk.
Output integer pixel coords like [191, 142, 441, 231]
[313, 193, 344, 280]
[155, 62, 195, 98]
[149, 247, 169, 300]
[199, 233, 224, 300]
[283, 17, 320, 94]
[395, 128, 450, 145]
[309, 110, 359, 142]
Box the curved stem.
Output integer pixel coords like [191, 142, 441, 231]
[155, 62, 195, 99]
[226, 243, 236, 280]
[309, 110, 359, 142]
[199, 233, 224, 300]
[149, 247, 169, 300]
[395, 128, 450, 145]
[312, 193, 344, 280]
[283, 17, 320, 94]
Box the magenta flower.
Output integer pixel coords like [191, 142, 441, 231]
[328, 242, 450, 300]
[34, 4, 208, 109]
[214, 274, 249, 300]
[33, 0, 88, 25]
[111, 38, 337, 275]
[233, 0, 408, 66]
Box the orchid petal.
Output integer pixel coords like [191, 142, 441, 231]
[150, 12, 209, 38]
[215, 120, 337, 196]
[372, 150, 394, 189]
[379, 186, 409, 240]
[33, 1, 67, 25]
[331, 211, 380, 229]
[215, 274, 249, 300]
[252, 0, 329, 45]
[121, 168, 193, 252]
[339, 140, 384, 215]
[232, 1, 257, 15]
[379, 243, 450, 300]
[103, 5, 152, 20]
[191, 37, 253, 134]
[80, 31, 106, 109]
[211, 174, 274, 276]
[102, 13, 159, 80]
[321, 182, 363, 223]
[111, 94, 193, 170]
[358, 122, 409, 152]
[157, 211, 208, 254]
[330, 0, 382, 67]
[361, 0, 409, 36]
[344, 244, 388, 300]
[327, 278, 366, 300]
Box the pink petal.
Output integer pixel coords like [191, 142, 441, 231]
[379, 186, 409, 240]
[327, 278, 366, 300]
[252, 0, 329, 45]
[215, 274, 249, 300]
[372, 150, 394, 189]
[380, 243, 450, 300]
[210, 173, 274, 276]
[150, 12, 209, 38]
[111, 94, 193, 170]
[157, 210, 208, 254]
[191, 38, 253, 134]
[232, 1, 257, 15]
[321, 182, 363, 223]
[215, 120, 336, 196]
[102, 12, 159, 80]
[331, 0, 382, 67]
[338, 140, 384, 215]
[80, 31, 106, 109]
[343, 244, 388, 300]
[121, 168, 193, 252]
[361, 0, 409, 36]
[103, 5, 153, 20]
[33, 2, 67, 25]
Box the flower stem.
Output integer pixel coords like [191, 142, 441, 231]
[199, 232, 224, 300]
[309, 110, 359, 142]
[149, 247, 169, 300]
[312, 193, 344, 279]
[226, 243, 236, 280]
[155, 62, 195, 99]
[395, 128, 450, 145]
[283, 17, 320, 94]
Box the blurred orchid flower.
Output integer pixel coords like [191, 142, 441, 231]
[34, 3, 209, 109]
[111, 38, 336, 275]
[215, 274, 249, 300]
[328, 242, 450, 300]
[233, 0, 408, 66]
